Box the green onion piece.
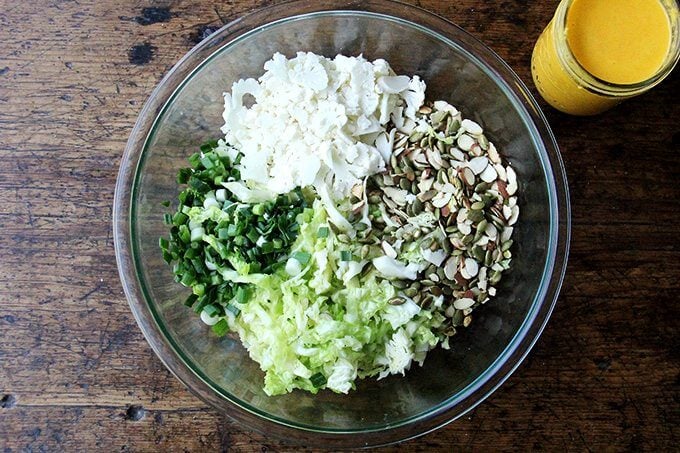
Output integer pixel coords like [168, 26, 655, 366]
[212, 319, 229, 336]
[245, 229, 259, 244]
[180, 272, 195, 287]
[188, 152, 201, 168]
[162, 250, 173, 264]
[189, 176, 210, 193]
[202, 304, 220, 317]
[200, 140, 218, 153]
[193, 294, 209, 314]
[184, 246, 197, 260]
[234, 286, 250, 304]
[176, 168, 192, 184]
[340, 250, 352, 261]
[246, 248, 257, 261]
[225, 303, 241, 316]
[172, 211, 188, 225]
[291, 251, 311, 265]
[159, 237, 169, 250]
[183, 294, 198, 307]
[217, 228, 229, 240]
[191, 258, 206, 274]
[317, 226, 329, 238]
[163, 213, 172, 225]
[178, 191, 191, 205]
[161, 200, 171, 208]
[200, 156, 214, 169]
[193, 283, 206, 296]
[226, 224, 238, 236]
[309, 372, 327, 388]
[178, 225, 190, 244]
[252, 203, 266, 216]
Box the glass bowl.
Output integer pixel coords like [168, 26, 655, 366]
[113, 0, 570, 448]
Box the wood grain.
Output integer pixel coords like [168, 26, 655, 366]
[1, 0, 678, 451]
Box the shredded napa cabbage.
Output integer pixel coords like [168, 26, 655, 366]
[225, 200, 445, 395]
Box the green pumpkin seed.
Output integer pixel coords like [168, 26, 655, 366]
[389, 297, 405, 305]
[392, 279, 408, 289]
[452, 309, 464, 326]
[448, 119, 461, 135]
[400, 178, 410, 190]
[409, 131, 424, 143]
[404, 287, 418, 298]
[472, 246, 486, 262]
[485, 249, 493, 266]
[412, 198, 424, 215]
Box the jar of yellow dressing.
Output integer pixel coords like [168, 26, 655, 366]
[532, 0, 680, 115]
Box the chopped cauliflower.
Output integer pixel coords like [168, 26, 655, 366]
[220, 52, 426, 213]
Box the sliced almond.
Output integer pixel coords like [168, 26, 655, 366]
[461, 119, 483, 135]
[426, 148, 444, 170]
[468, 156, 489, 175]
[480, 164, 498, 183]
[488, 143, 501, 163]
[381, 240, 397, 259]
[464, 258, 479, 278]
[457, 134, 475, 151]
[506, 166, 518, 195]
[432, 192, 452, 208]
[454, 297, 475, 310]
[444, 255, 459, 280]
[417, 178, 434, 193]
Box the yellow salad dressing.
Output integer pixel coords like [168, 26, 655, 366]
[532, 0, 675, 115]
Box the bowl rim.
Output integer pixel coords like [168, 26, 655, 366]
[113, 0, 571, 447]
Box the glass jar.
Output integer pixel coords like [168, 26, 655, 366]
[531, 0, 680, 116]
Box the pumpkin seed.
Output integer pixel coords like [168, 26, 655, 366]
[392, 279, 408, 289]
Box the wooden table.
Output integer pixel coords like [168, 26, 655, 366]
[1, 0, 678, 450]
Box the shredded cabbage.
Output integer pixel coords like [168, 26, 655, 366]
[227, 200, 445, 395]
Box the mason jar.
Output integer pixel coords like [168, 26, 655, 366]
[531, 0, 680, 116]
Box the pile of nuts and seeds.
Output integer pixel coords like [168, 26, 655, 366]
[347, 100, 519, 337]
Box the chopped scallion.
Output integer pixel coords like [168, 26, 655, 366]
[193, 283, 206, 296]
[291, 251, 311, 265]
[252, 203, 266, 216]
[309, 372, 327, 388]
[235, 286, 250, 304]
[225, 303, 241, 316]
[183, 293, 198, 307]
[212, 319, 229, 336]
[202, 304, 220, 318]
[161, 139, 308, 327]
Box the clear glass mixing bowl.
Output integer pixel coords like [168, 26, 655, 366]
[113, 0, 570, 447]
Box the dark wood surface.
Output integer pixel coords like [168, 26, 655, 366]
[1, 0, 678, 451]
